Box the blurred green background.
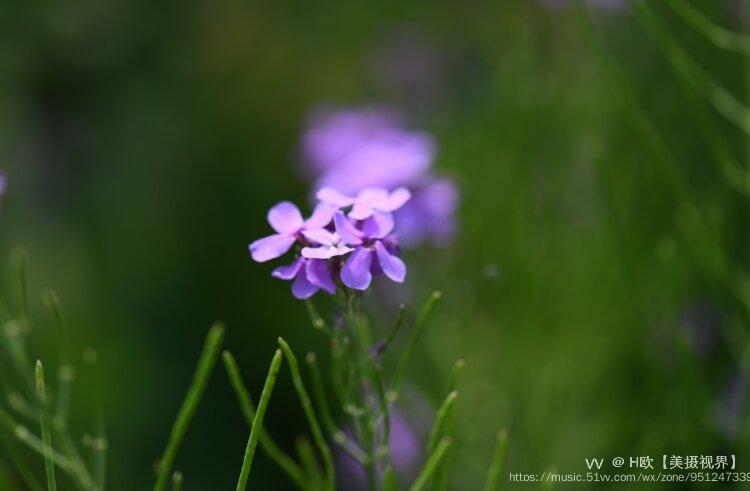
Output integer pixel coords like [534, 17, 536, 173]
[1, 0, 749, 489]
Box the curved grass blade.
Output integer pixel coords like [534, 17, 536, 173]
[154, 323, 225, 491]
[391, 291, 442, 398]
[664, 0, 750, 57]
[278, 337, 335, 491]
[35, 361, 57, 491]
[409, 437, 452, 491]
[222, 351, 307, 490]
[483, 429, 508, 491]
[426, 391, 458, 455]
[235, 349, 282, 491]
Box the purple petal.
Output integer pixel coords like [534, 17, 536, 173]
[268, 201, 304, 233]
[361, 212, 394, 239]
[271, 257, 305, 280]
[305, 259, 336, 294]
[316, 187, 355, 208]
[302, 228, 336, 246]
[341, 247, 373, 290]
[374, 241, 406, 282]
[380, 187, 411, 212]
[249, 233, 296, 262]
[334, 212, 364, 245]
[348, 188, 388, 220]
[302, 244, 353, 259]
[304, 203, 336, 229]
[291, 270, 319, 299]
[0, 173, 6, 197]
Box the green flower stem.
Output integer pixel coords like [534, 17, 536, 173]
[379, 303, 406, 355]
[36, 361, 57, 491]
[0, 406, 74, 473]
[43, 290, 74, 427]
[278, 337, 335, 491]
[372, 364, 390, 462]
[83, 349, 107, 491]
[663, 0, 750, 57]
[0, 423, 44, 491]
[306, 351, 369, 465]
[409, 437, 452, 491]
[154, 323, 225, 491]
[382, 466, 396, 491]
[11, 248, 30, 330]
[304, 300, 329, 334]
[390, 291, 442, 398]
[448, 359, 465, 393]
[222, 351, 308, 490]
[483, 429, 508, 491]
[171, 471, 182, 491]
[235, 349, 282, 491]
[295, 435, 324, 490]
[425, 391, 458, 455]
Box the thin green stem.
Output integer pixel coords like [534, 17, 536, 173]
[222, 351, 308, 490]
[448, 359, 465, 393]
[376, 304, 406, 355]
[483, 429, 509, 491]
[295, 435, 324, 490]
[0, 423, 44, 491]
[0, 406, 74, 473]
[304, 300, 329, 334]
[278, 337, 335, 491]
[382, 466, 396, 491]
[83, 349, 106, 491]
[306, 351, 368, 465]
[171, 472, 182, 491]
[664, 0, 750, 57]
[154, 323, 225, 491]
[390, 291, 442, 398]
[36, 361, 57, 491]
[43, 290, 74, 428]
[372, 364, 390, 462]
[235, 349, 282, 491]
[409, 437, 452, 491]
[426, 391, 458, 455]
[11, 248, 29, 330]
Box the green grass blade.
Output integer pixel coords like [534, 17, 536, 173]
[154, 323, 225, 491]
[235, 349, 282, 491]
[306, 351, 368, 465]
[483, 429, 509, 491]
[278, 337, 335, 491]
[664, 0, 750, 56]
[426, 391, 458, 455]
[11, 248, 29, 330]
[382, 466, 396, 491]
[409, 437, 452, 491]
[43, 290, 74, 427]
[448, 359, 465, 393]
[295, 435, 324, 490]
[171, 471, 182, 491]
[390, 291, 442, 398]
[222, 351, 308, 490]
[36, 361, 57, 491]
[83, 349, 106, 491]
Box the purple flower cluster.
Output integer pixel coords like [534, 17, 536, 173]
[301, 106, 458, 246]
[249, 187, 410, 299]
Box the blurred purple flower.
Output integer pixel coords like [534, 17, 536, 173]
[249, 201, 335, 262]
[271, 256, 336, 299]
[300, 106, 459, 246]
[336, 408, 422, 490]
[335, 212, 406, 290]
[0, 172, 5, 199]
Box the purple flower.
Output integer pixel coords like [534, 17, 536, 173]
[300, 229, 354, 259]
[317, 187, 411, 220]
[302, 107, 434, 193]
[395, 178, 459, 247]
[249, 201, 335, 262]
[335, 212, 406, 290]
[300, 105, 459, 246]
[271, 256, 336, 299]
[0, 172, 6, 198]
